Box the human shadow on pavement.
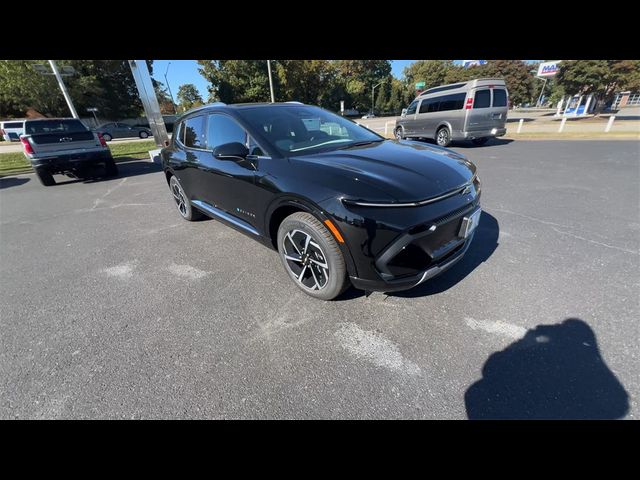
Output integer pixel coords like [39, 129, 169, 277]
[465, 318, 630, 420]
[0, 176, 30, 189]
[389, 211, 499, 298]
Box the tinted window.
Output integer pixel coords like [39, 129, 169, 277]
[474, 89, 491, 109]
[25, 119, 88, 134]
[3, 122, 23, 128]
[406, 100, 418, 115]
[419, 99, 431, 114]
[493, 89, 507, 107]
[439, 93, 466, 111]
[183, 115, 206, 148]
[207, 114, 247, 150]
[116, 123, 129, 128]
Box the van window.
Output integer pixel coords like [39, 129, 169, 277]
[3, 122, 23, 129]
[406, 100, 418, 115]
[474, 89, 491, 109]
[493, 89, 507, 107]
[419, 99, 431, 114]
[438, 93, 466, 111]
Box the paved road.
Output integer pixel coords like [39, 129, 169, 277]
[1, 140, 638, 419]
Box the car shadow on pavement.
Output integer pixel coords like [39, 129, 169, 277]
[0, 176, 30, 189]
[388, 211, 499, 299]
[465, 318, 630, 419]
[52, 159, 162, 186]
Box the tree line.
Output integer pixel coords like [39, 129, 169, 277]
[1, 60, 638, 119]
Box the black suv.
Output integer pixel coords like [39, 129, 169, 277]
[161, 102, 481, 300]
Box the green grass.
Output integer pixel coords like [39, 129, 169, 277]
[0, 140, 157, 177]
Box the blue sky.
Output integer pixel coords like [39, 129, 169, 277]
[152, 60, 536, 100]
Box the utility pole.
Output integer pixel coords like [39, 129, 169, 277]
[48, 60, 79, 119]
[267, 60, 275, 103]
[164, 61, 178, 114]
[372, 80, 384, 116]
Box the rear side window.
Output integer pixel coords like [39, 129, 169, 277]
[25, 119, 87, 134]
[493, 89, 507, 107]
[438, 93, 466, 111]
[406, 100, 418, 115]
[183, 115, 206, 148]
[207, 114, 247, 150]
[3, 122, 23, 129]
[474, 90, 491, 109]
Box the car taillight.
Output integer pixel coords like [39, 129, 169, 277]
[20, 137, 34, 155]
[97, 133, 107, 147]
[465, 97, 474, 110]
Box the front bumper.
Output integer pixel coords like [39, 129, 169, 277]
[31, 149, 113, 172]
[349, 230, 475, 292]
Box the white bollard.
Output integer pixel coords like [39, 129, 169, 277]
[605, 115, 616, 133]
[385, 121, 393, 136]
[558, 117, 567, 133]
[517, 118, 524, 133]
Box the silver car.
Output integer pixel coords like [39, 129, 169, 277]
[395, 78, 508, 147]
[95, 122, 152, 142]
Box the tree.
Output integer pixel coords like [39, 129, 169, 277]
[403, 60, 454, 92]
[275, 60, 343, 109]
[177, 83, 203, 112]
[0, 60, 151, 119]
[197, 60, 273, 103]
[153, 80, 176, 114]
[556, 60, 640, 114]
[334, 60, 392, 112]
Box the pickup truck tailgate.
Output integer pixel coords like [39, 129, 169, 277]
[30, 131, 101, 155]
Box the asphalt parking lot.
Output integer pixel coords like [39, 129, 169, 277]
[1, 140, 638, 419]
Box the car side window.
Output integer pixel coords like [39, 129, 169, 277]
[406, 100, 418, 115]
[207, 114, 247, 151]
[474, 89, 491, 109]
[184, 115, 206, 148]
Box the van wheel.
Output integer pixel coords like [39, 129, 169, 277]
[394, 127, 405, 140]
[472, 137, 488, 146]
[436, 126, 451, 147]
[35, 168, 55, 186]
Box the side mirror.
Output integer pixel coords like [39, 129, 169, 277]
[401, 108, 407, 117]
[213, 142, 249, 159]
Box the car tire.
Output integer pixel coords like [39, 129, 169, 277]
[394, 126, 405, 140]
[35, 168, 55, 186]
[472, 137, 489, 146]
[102, 133, 112, 142]
[277, 212, 349, 301]
[139, 131, 149, 139]
[105, 158, 119, 177]
[436, 126, 452, 147]
[169, 175, 204, 221]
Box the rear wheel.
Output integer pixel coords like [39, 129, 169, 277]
[169, 175, 203, 221]
[277, 212, 349, 300]
[35, 168, 55, 186]
[102, 133, 112, 142]
[436, 126, 452, 147]
[394, 126, 405, 140]
[472, 137, 488, 146]
[104, 158, 119, 177]
[139, 131, 149, 139]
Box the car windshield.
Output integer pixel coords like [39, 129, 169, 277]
[236, 105, 383, 156]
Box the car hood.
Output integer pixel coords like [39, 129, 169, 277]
[290, 140, 476, 203]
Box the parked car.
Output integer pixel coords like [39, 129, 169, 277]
[395, 78, 508, 147]
[20, 118, 117, 186]
[361, 113, 376, 119]
[161, 102, 481, 300]
[95, 122, 152, 141]
[1, 119, 25, 141]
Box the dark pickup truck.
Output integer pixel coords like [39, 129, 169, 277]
[20, 118, 118, 186]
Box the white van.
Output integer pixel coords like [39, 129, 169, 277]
[1, 119, 26, 142]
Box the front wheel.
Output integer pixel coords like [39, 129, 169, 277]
[472, 137, 488, 146]
[394, 126, 405, 140]
[277, 212, 349, 300]
[436, 126, 452, 147]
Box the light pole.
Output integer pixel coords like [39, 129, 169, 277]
[164, 61, 177, 114]
[87, 107, 99, 127]
[32, 61, 79, 118]
[372, 80, 384, 116]
[267, 60, 275, 103]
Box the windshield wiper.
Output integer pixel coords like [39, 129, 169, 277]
[337, 139, 384, 150]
